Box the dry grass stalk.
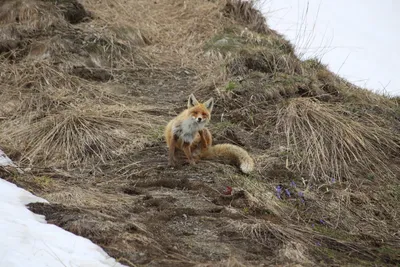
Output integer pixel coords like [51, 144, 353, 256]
[276, 97, 400, 182]
[5, 109, 151, 167]
[223, 0, 268, 34]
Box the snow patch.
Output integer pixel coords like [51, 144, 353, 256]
[0, 178, 126, 267]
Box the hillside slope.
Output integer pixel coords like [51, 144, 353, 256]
[1, 0, 399, 266]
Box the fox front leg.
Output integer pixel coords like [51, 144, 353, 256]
[168, 135, 178, 166]
[199, 128, 212, 152]
[182, 142, 196, 165]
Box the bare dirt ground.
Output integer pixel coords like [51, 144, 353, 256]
[1, 0, 400, 266]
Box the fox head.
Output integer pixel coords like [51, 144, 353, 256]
[187, 94, 214, 124]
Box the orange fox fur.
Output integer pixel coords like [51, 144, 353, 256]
[164, 94, 254, 174]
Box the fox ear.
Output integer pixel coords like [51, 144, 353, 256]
[204, 97, 214, 112]
[188, 94, 199, 108]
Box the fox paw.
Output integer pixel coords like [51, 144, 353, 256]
[184, 159, 196, 165]
[168, 158, 177, 167]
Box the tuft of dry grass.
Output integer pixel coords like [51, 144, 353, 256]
[0, 0, 66, 29]
[228, 49, 302, 76]
[275, 97, 400, 182]
[195, 257, 247, 267]
[3, 108, 153, 168]
[226, 219, 319, 264]
[223, 0, 268, 34]
[0, 0, 162, 173]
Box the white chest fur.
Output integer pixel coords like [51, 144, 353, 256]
[173, 117, 205, 143]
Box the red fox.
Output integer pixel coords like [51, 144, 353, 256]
[164, 94, 254, 174]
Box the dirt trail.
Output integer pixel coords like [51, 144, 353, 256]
[13, 60, 282, 265]
[27, 148, 280, 266]
[14, 62, 279, 266]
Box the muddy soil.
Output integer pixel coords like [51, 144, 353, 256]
[25, 147, 280, 266]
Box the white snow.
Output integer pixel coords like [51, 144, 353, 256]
[0, 149, 14, 167]
[260, 0, 400, 96]
[0, 149, 23, 174]
[0, 178, 126, 267]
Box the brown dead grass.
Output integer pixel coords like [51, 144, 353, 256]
[0, 0, 161, 169]
[1, 102, 158, 168]
[275, 97, 400, 182]
[195, 257, 247, 267]
[9, 110, 143, 166]
[213, 29, 400, 184]
[223, 0, 269, 34]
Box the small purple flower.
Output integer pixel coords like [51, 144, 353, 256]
[312, 224, 315, 228]
[319, 219, 326, 225]
[290, 181, 296, 187]
[276, 186, 282, 199]
[316, 242, 321, 246]
[331, 178, 336, 184]
[298, 191, 305, 203]
[285, 188, 291, 197]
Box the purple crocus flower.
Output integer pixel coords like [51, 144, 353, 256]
[285, 188, 291, 197]
[276, 185, 282, 199]
[298, 191, 305, 203]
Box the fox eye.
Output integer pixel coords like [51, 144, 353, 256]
[202, 113, 207, 117]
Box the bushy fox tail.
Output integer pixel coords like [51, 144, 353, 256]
[200, 144, 254, 174]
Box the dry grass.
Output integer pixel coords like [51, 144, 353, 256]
[195, 257, 247, 267]
[2, 106, 155, 168]
[0, 0, 66, 30]
[226, 219, 318, 264]
[209, 13, 400, 185]
[0, 0, 160, 171]
[223, 0, 269, 34]
[275, 97, 400, 182]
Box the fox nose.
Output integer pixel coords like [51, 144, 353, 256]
[197, 117, 202, 122]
